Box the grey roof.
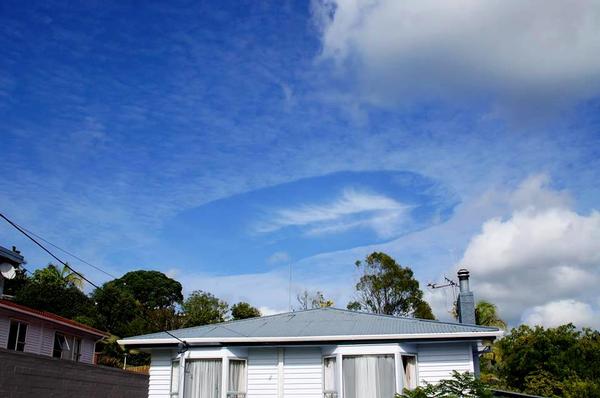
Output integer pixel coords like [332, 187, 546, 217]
[121, 308, 500, 345]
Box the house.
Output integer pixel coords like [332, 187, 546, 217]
[119, 270, 502, 398]
[0, 244, 107, 364]
[0, 299, 108, 364]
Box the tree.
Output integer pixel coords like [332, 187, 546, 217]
[181, 291, 228, 327]
[349, 252, 434, 319]
[59, 263, 84, 290]
[397, 371, 493, 398]
[111, 270, 183, 309]
[475, 300, 507, 329]
[91, 282, 142, 338]
[297, 290, 334, 310]
[494, 324, 600, 397]
[231, 302, 261, 320]
[14, 264, 96, 321]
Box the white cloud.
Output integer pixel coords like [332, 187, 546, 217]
[313, 0, 600, 111]
[256, 188, 409, 238]
[523, 299, 600, 329]
[459, 176, 600, 323]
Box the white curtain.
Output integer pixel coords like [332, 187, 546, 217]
[402, 356, 417, 390]
[171, 360, 180, 397]
[343, 355, 396, 398]
[184, 359, 222, 398]
[324, 357, 337, 393]
[228, 360, 246, 396]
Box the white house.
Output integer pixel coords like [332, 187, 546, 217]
[120, 272, 501, 398]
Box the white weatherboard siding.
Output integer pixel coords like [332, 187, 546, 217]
[149, 350, 173, 398]
[416, 343, 474, 385]
[283, 347, 322, 398]
[247, 348, 279, 398]
[23, 322, 42, 355]
[0, 316, 9, 348]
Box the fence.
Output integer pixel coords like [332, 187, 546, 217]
[492, 389, 546, 397]
[0, 348, 148, 398]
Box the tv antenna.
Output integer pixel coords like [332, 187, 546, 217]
[427, 276, 459, 314]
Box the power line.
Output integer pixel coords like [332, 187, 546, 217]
[0, 212, 101, 289]
[15, 224, 118, 280]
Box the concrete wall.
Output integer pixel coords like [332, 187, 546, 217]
[0, 348, 148, 398]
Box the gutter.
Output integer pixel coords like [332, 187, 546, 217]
[0, 301, 108, 338]
[118, 330, 503, 347]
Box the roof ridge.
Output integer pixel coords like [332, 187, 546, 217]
[324, 307, 500, 331]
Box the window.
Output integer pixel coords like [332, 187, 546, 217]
[53, 333, 82, 361]
[323, 357, 338, 398]
[342, 355, 396, 398]
[227, 359, 247, 398]
[7, 320, 27, 351]
[170, 360, 180, 397]
[402, 355, 417, 390]
[184, 359, 222, 398]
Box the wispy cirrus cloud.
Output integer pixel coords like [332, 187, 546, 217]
[256, 188, 409, 238]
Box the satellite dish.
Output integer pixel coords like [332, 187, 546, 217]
[0, 263, 16, 280]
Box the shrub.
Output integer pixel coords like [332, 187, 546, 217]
[396, 371, 493, 398]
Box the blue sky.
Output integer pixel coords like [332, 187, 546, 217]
[1, 0, 600, 327]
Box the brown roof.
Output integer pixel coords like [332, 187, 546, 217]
[0, 299, 108, 338]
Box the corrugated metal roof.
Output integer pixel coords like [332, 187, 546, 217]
[121, 307, 500, 343]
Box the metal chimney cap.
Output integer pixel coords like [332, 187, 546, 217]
[457, 268, 470, 278]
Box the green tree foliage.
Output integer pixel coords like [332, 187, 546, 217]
[397, 371, 493, 398]
[231, 302, 261, 320]
[111, 270, 183, 309]
[475, 300, 507, 329]
[182, 290, 228, 327]
[92, 270, 184, 337]
[495, 324, 600, 397]
[91, 282, 142, 337]
[14, 264, 97, 321]
[349, 252, 434, 319]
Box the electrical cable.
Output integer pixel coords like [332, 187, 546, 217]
[0, 212, 101, 289]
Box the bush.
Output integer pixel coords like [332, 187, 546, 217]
[396, 371, 493, 398]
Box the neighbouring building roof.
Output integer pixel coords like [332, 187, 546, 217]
[0, 299, 108, 338]
[0, 245, 24, 265]
[120, 307, 502, 347]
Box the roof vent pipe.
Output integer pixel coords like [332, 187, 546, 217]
[458, 269, 471, 293]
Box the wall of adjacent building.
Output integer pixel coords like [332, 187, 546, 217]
[0, 348, 148, 398]
[0, 308, 98, 364]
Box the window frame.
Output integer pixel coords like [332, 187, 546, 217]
[401, 354, 419, 391]
[53, 332, 82, 361]
[226, 357, 248, 398]
[7, 319, 28, 352]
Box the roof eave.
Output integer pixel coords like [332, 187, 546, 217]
[118, 330, 503, 347]
[0, 301, 109, 338]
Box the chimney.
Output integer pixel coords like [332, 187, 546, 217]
[456, 269, 476, 324]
